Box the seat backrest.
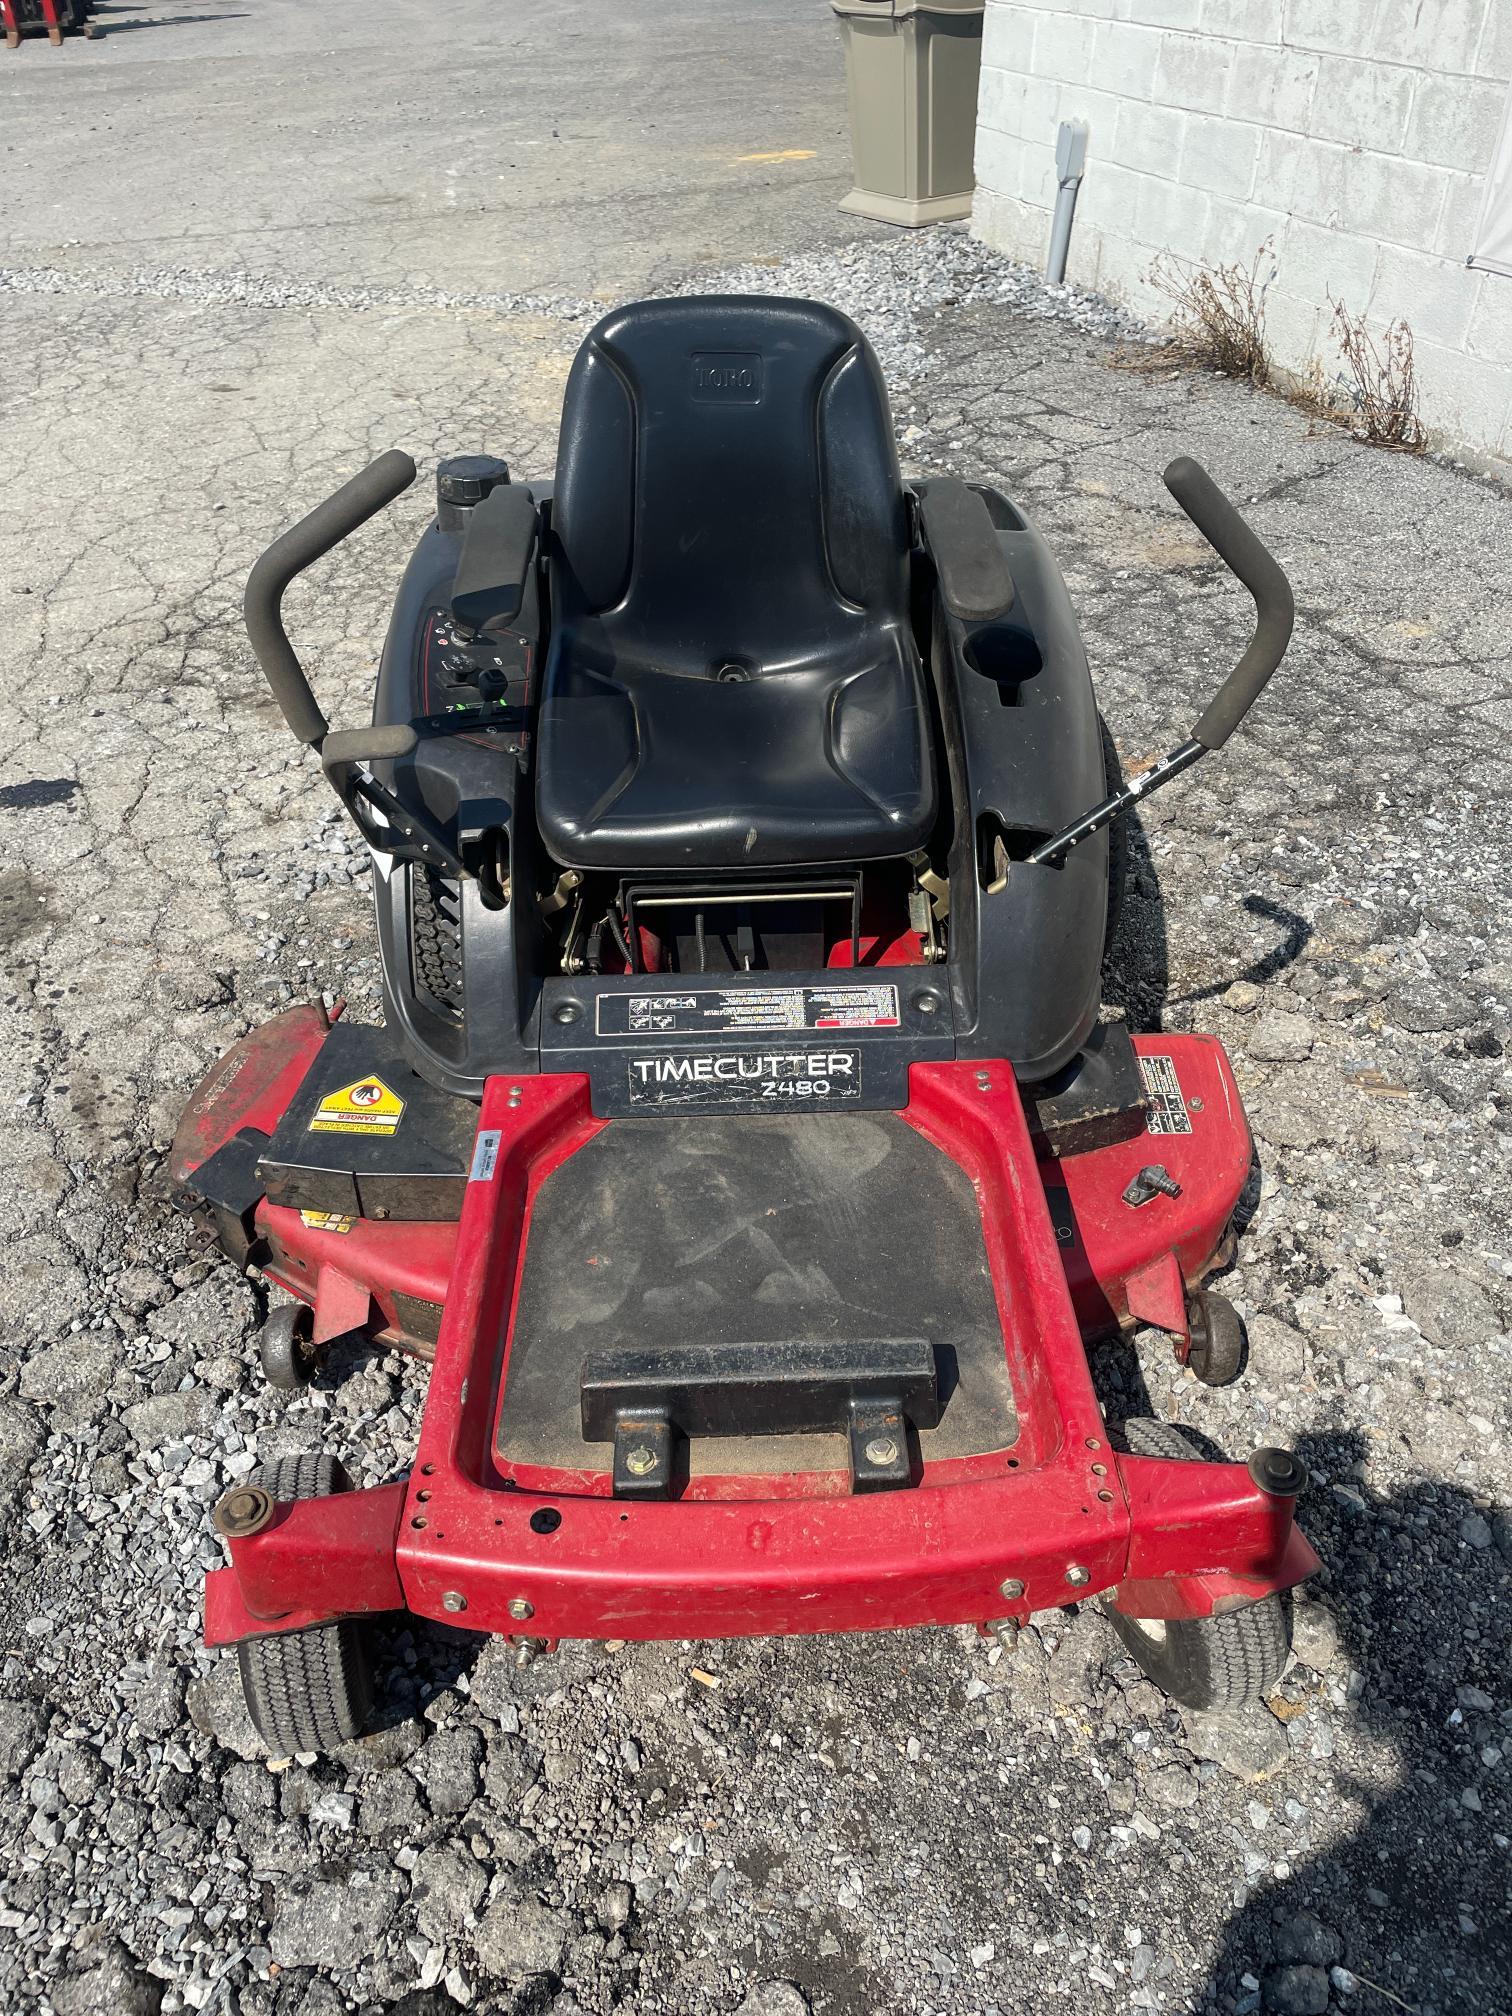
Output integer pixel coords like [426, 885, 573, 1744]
[549, 295, 910, 675]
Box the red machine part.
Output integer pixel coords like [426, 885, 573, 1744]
[205, 1045, 1317, 1651]
[3, 0, 65, 47]
[257, 1205, 458, 1352]
[1041, 1033, 1252, 1351]
[167, 1001, 334, 1189]
[169, 1000, 459, 1357]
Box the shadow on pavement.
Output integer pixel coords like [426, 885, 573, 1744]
[1206, 1428, 1510, 2016]
[87, 4, 251, 33]
[1103, 803, 1170, 1033]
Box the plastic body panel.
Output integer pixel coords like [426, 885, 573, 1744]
[368, 508, 547, 1097]
[924, 481, 1109, 1081]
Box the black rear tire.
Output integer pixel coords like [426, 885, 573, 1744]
[236, 1453, 372, 1754]
[1103, 1419, 1289, 1710]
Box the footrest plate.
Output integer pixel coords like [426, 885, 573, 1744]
[581, 1337, 940, 1498]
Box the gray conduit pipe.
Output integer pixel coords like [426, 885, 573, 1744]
[1046, 120, 1088, 285]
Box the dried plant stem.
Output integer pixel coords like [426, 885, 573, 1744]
[1149, 239, 1274, 386]
[1324, 297, 1427, 452]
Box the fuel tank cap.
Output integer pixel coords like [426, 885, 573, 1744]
[436, 455, 511, 527]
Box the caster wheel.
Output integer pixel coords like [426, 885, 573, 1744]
[236, 1453, 373, 1753]
[1186, 1288, 1244, 1386]
[1103, 1419, 1289, 1709]
[259, 1302, 317, 1391]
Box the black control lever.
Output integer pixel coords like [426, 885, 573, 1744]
[320, 727, 468, 881]
[244, 450, 417, 746]
[243, 453, 474, 877]
[1027, 458, 1294, 868]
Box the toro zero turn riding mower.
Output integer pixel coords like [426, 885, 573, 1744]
[174, 297, 1318, 1754]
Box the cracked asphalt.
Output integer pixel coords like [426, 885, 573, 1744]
[2, 4, 1511, 2015]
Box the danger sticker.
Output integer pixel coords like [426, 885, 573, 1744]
[626, 1048, 862, 1110]
[299, 1209, 356, 1234]
[309, 1076, 406, 1136]
[1139, 1053, 1193, 1135]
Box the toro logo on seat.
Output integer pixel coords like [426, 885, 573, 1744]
[627, 1048, 859, 1110]
[690, 351, 764, 404]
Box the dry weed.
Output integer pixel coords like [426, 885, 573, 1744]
[1148, 239, 1275, 386]
[1323, 297, 1427, 452]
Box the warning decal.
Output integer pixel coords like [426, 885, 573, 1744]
[596, 983, 899, 1038]
[309, 1076, 407, 1136]
[1139, 1053, 1193, 1136]
[299, 1210, 356, 1234]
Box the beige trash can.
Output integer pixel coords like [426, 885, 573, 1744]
[832, 0, 984, 227]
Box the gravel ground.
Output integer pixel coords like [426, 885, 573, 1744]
[4, 5, 1512, 2015]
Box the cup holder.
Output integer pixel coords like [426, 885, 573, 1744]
[963, 622, 1043, 701]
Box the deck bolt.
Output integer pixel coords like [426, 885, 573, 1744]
[864, 1435, 899, 1466]
[986, 1619, 1019, 1654]
[998, 1577, 1025, 1601]
[1065, 1563, 1091, 1587]
[514, 1638, 542, 1670]
[212, 1484, 274, 1540]
[624, 1446, 658, 1478]
[507, 1596, 535, 1622]
[441, 1590, 467, 1614]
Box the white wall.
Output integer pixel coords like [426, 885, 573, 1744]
[973, 0, 1512, 462]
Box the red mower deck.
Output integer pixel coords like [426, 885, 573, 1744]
[201, 1038, 1316, 1654]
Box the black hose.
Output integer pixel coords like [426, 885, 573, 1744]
[606, 909, 634, 971]
[243, 450, 417, 746]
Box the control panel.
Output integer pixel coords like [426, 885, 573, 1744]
[413, 604, 534, 750]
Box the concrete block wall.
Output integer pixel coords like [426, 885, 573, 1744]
[973, 0, 1512, 462]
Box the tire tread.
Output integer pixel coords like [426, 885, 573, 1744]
[1109, 1418, 1289, 1711]
[236, 1454, 371, 1754]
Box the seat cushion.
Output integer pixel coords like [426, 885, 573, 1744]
[534, 295, 936, 871]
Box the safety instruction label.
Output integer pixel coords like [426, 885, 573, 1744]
[627, 1047, 862, 1110]
[1139, 1053, 1193, 1135]
[308, 1076, 407, 1136]
[597, 983, 899, 1039]
[299, 1210, 356, 1235]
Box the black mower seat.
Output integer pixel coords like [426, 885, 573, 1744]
[534, 295, 937, 871]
